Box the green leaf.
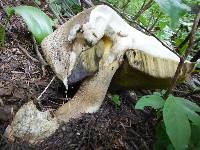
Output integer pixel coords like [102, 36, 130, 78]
[0, 25, 5, 47]
[159, 21, 168, 30]
[112, 95, 121, 107]
[139, 16, 148, 26]
[175, 38, 188, 55]
[7, 6, 53, 43]
[175, 97, 200, 112]
[154, 0, 191, 27]
[135, 94, 165, 110]
[163, 95, 191, 150]
[6, 7, 15, 17]
[175, 97, 200, 126]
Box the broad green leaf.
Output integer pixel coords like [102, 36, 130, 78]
[153, 92, 162, 96]
[175, 97, 200, 112]
[135, 94, 165, 110]
[7, 6, 54, 43]
[163, 95, 191, 150]
[175, 97, 200, 126]
[154, 0, 191, 27]
[112, 95, 121, 107]
[0, 25, 5, 47]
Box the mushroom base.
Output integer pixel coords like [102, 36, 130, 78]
[7, 60, 120, 144]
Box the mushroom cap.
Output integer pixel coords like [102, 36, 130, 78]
[110, 50, 196, 90]
[41, 5, 196, 89]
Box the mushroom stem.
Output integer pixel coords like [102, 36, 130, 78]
[55, 60, 120, 122]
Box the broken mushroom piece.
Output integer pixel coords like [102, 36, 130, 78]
[8, 5, 196, 144]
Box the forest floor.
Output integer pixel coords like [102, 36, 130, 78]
[0, 0, 200, 150]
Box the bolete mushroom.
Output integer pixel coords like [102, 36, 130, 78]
[7, 5, 196, 144]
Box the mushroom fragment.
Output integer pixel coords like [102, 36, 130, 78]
[8, 5, 196, 144]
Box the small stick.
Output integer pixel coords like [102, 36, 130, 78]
[37, 76, 56, 101]
[133, 0, 154, 20]
[163, 9, 200, 99]
[32, 36, 48, 66]
[182, 89, 200, 97]
[0, 22, 40, 63]
[17, 43, 39, 63]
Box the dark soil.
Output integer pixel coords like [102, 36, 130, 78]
[0, 0, 200, 150]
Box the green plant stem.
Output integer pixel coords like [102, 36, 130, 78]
[121, 0, 131, 10]
[133, 0, 154, 20]
[163, 9, 200, 100]
[148, 12, 162, 31]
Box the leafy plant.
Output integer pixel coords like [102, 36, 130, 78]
[135, 92, 165, 110]
[112, 95, 121, 107]
[154, 0, 191, 27]
[6, 6, 54, 43]
[135, 94, 200, 150]
[48, 0, 81, 18]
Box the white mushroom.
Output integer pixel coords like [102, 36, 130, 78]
[7, 5, 196, 144]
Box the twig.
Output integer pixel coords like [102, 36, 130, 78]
[163, 9, 200, 99]
[0, 21, 41, 63]
[121, 0, 131, 10]
[17, 43, 39, 63]
[32, 36, 48, 66]
[173, 89, 200, 97]
[37, 76, 56, 101]
[138, 0, 147, 13]
[182, 89, 200, 97]
[133, 0, 154, 20]
[148, 12, 162, 31]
